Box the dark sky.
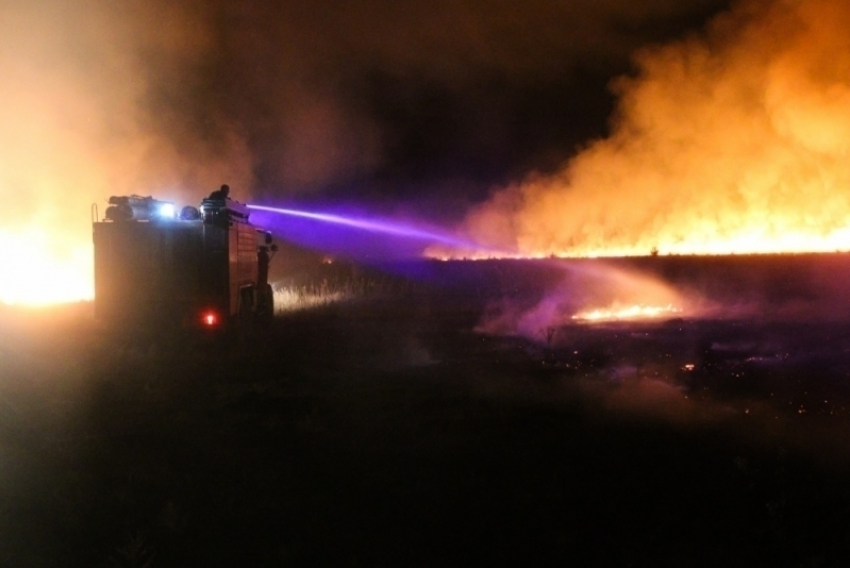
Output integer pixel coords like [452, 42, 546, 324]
[2, 0, 732, 230]
[135, 0, 732, 213]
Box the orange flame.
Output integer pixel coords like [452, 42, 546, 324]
[572, 304, 683, 322]
[445, 0, 850, 261]
[0, 2, 253, 306]
[0, 230, 93, 306]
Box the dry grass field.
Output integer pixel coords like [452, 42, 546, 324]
[4, 255, 850, 566]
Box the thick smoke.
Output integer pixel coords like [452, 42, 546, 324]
[0, 1, 252, 302]
[2, 0, 257, 216]
[460, 0, 850, 257]
[0, 0, 728, 303]
[187, 0, 731, 200]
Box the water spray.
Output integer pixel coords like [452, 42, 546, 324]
[246, 203, 490, 253]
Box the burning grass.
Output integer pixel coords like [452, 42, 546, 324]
[571, 302, 683, 322]
[446, 0, 850, 264]
[271, 259, 421, 313]
[273, 280, 350, 311]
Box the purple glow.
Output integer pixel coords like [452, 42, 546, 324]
[247, 203, 488, 253]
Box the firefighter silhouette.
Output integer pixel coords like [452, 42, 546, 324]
[208, 184, 230, 200]
[257, 246, 270, 287]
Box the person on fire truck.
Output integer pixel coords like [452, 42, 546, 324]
[208, 184, 230, 201]
[257, 246, 270, 287]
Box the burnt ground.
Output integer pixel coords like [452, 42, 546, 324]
[5, 255, 850, 566]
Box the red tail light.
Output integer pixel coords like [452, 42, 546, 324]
[201, 310, 219, 327]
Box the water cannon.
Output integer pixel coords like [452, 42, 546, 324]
[104, 195, 177, 222]
[200, 198, 250, 222]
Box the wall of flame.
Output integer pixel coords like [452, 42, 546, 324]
[458, 0, 850, 258]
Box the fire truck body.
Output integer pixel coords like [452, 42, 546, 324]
[92, 195, 273, 330]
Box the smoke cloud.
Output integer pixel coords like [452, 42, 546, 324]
[0, 1, 253, 302]
[460, 0, 850, 257]
[0, 0, 729, 303]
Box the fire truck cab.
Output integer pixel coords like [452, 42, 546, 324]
[92, 194, 275, 331]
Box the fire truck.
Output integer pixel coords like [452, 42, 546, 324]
[92, 194, 275, 332]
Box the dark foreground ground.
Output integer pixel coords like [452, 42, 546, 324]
[5, 255, 850, 566]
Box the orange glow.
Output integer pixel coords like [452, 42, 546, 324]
[0, 229, 93, 306]
[0, 2, 254, 307]
[572, 304, 682, 322]
[444, 0, 850, 261]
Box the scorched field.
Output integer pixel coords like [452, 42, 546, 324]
[3, 254, 850, 566]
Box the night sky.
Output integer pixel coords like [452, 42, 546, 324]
[158, 0, 732, 213]
[1, 0, 730, 221]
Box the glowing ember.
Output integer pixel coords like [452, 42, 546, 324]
[572, 304, 682, 322]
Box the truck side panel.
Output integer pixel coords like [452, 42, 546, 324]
[93, 199, 267, 330]
[94, 221, 214, 326]
[228, 221, 259, 315]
